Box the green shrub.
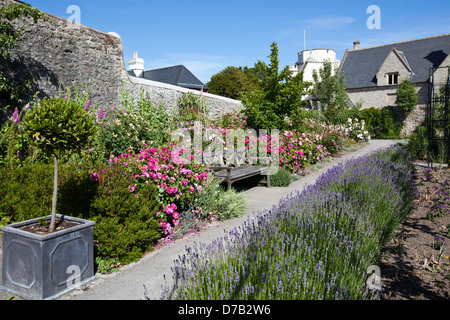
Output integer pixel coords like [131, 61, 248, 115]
[270, 168, 293, 187]
[407, 126, 428, 160]
[90, 161, 162, 264]
[190, 176, 247, 221]
[91, 88, 170, 161]
[172, 92, 209, 126]
[0, 162, 97, 222]
[0, 163, 53, 222]
[359, 107, 403, 139]
[215, 188, 247, 221]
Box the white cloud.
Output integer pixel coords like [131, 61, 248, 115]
[303, 16, 356, 30]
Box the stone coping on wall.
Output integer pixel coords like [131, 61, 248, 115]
[126, 75, 242, 105]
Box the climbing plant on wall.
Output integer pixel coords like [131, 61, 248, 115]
[0, 1, 46, 114]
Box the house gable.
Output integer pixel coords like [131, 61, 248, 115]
[375, 48, 413, 86]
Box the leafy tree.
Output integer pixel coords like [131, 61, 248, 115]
[242, 42, 310, 130]
[206, 66, 260, 100]
[0, 2, 46, 113]
[22, 98, 94, 232]
[311, 60, 351, 124]
[395, 78, 418, 115]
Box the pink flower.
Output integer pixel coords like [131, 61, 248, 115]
[165, 206, 174, 215]
[167, 186, 178, 194]
[173, 219, 180, 227]
[159, 221, 172, 235]
[84, 100, 91, 111]
[189, 187, 195, 195]
[182, 179, 188, 186]
[173, 212, 179, 220]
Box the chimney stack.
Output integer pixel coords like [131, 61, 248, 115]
[128, 52, 145, 78]
[353, 41, 360, 50]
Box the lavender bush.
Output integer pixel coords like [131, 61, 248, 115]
[156, 146, 415, 300]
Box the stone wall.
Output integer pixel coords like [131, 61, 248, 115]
[347, 83, 429, 137]
[1, 0, 241, 115]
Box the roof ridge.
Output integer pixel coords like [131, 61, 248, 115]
[350, 33, 450, 52]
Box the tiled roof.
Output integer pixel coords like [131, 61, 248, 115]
[340, 34, 450, 89]
[128, 65, 208, 91]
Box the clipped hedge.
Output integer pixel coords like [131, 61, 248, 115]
[0, 162, 162, 265]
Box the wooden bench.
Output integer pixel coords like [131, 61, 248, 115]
[203, 147, 271, 189]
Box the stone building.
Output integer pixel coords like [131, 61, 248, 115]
[339, 34, 450, 135]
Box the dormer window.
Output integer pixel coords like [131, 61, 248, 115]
[387, 73, 399, 85]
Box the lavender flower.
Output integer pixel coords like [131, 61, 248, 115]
[156, 146, 415, 301]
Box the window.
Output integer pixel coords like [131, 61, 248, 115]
[387, 73, 399, 85]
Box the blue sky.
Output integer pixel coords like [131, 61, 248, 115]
[26, 0, 450, 84]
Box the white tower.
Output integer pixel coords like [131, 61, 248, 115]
[128, 52, 145, 77]
[290, 49, 340, 83]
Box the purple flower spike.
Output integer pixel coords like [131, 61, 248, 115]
[98, 107, 104, 120]
[13, 108, 19, 124]
[84, 100, 91, 111]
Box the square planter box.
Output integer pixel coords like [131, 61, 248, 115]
[0, 215, 95, 300]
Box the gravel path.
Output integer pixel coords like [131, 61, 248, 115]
[0, 140, 399, 300]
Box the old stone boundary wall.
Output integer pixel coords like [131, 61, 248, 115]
[2, 0, 241, 115]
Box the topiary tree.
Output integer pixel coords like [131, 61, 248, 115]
[22, 97, 94, 232]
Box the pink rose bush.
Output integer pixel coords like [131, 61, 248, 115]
[94, 144, 209, 236]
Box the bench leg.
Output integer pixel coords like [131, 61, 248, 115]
[227, 170, 232, 190]
[267, 173, 271, 188]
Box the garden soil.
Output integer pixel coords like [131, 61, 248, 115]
[4, 139, 436, 301]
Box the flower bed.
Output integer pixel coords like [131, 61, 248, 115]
[157, 146, 415, 300]
[92, 144, 209, 236]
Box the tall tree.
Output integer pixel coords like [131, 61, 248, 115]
[243, 42, 310, 130]
[206, 66, 260, 100]
[311, 60, 350, 124]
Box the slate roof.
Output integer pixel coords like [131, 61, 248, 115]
[340, 34, 450, 89]
[128, 65, 209, 91]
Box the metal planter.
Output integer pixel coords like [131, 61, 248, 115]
[0, 215, 95, 300]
